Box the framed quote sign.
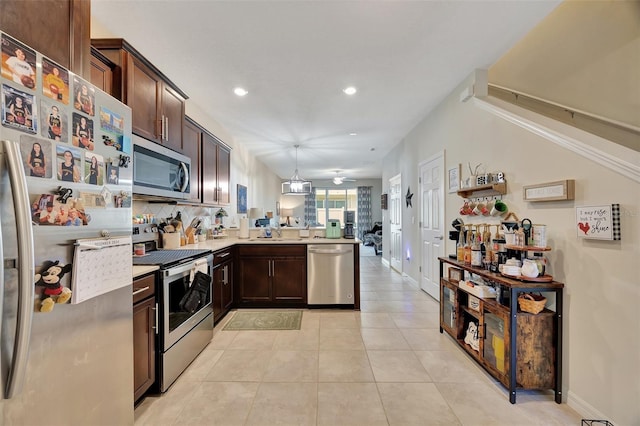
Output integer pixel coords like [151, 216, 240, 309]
[576, 204, 621, 240]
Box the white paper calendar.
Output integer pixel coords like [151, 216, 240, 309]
[71, 236, 132, 304]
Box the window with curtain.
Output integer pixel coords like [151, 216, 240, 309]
[357, 186, 372, 239]
[304, 187, 317, 226]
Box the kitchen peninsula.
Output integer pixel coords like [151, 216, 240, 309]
[132, 231, 361, 312]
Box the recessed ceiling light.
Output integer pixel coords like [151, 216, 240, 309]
[234, 87, 248, 96]
[343, 86, 357, 95]
[349, 132, 357, 136]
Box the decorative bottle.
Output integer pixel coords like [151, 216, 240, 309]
[471, 233, 482, 267]
[456, 229, 465, 262]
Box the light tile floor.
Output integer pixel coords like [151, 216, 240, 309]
[135, 251, 582, 425]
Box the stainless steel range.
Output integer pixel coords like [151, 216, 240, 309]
[133, 236, 213, 392]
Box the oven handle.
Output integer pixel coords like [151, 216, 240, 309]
[163, 255, 211, 277]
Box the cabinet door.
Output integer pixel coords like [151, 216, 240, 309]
[183, 119, 201, 202]
[201, 133, 219, 204]
[440, 279, 458, 337]
[133, 297, 156, 401]
[90, 49, 113, 95]
[212, 265, 224, 322]
[217, 145, 230, 205]
[238, 257, 271, 302]
[272, 257, 306, 303]
[127, 55, 161, 142]
[221, 260, 234, 312]
[161, 84, 185, 153]
[482, 304, 509, 382]
[0, 0, 91, 78]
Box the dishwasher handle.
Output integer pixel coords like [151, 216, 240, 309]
[308, 248, 352, 255]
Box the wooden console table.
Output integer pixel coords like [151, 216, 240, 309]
[438, 257, 564, 404]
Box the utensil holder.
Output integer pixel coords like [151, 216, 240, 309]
[162, 232, 180, 249]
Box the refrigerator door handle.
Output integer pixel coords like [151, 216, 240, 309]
[2, 139, 35, 399]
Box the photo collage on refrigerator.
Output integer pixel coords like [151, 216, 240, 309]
[1, 32, 131, 227]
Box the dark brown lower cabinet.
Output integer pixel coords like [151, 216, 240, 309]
[132, 274, 156, 402]
[236, 245, 306, 307]
[213, 248, 234, 323]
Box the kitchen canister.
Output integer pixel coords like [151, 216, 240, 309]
[162, 232, 180, 249]
[532, 224, 547, 248]
[134, 243, 145, 256]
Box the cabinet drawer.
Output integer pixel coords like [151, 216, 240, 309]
[238, 244, 305, 257]
[213, 248, 234, 266]
[133, 273, 155, 304]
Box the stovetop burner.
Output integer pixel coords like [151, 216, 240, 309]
[132, 249, 211, 269]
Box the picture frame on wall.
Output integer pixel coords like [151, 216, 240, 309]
[237, 184, 247, 214]
[448, 164, 461, 193]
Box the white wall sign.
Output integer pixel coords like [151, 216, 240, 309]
[523, 179, 575, 202]
[576, 204, 621, 240]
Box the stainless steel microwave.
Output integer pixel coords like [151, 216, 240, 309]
[132, 135, 191, 200]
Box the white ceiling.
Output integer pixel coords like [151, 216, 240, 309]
[91, 0, 560, 182]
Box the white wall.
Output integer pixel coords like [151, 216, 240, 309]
[381, 63, 639, 426]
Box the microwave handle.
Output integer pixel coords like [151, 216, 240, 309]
[179, 162, 189, 193]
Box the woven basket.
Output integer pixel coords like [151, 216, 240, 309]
[518, 293, 546, 314]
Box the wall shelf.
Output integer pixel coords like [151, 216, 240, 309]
[457, 182, 507, 198]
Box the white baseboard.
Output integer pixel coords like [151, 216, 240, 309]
[567, 390, 615, 424]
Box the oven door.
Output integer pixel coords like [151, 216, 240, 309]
[160, 254, 213, 351]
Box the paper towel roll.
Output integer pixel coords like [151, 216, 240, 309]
[239, 218, 249, 239]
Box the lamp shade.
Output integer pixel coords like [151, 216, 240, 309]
[279, 208, 294, 218]
[280, 208, 294, 226]
[248, 208, 263, 219]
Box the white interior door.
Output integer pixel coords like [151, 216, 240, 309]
[389, 174, 402, 273]
[420, 154, 445, 300]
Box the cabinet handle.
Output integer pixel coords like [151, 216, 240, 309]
[153, 303, 158, 334]
[165, 116, 169, 141]
[222, 265, 227, 284]
[217, 252, 230, 258]
[132, 286, 150, 296]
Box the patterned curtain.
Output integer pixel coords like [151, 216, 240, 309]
[357, 186, 372, 239]
[304, 187, 317, 226]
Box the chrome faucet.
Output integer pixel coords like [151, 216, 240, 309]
[271, 226, 282, 238]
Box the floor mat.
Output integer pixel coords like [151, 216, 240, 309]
[223, 310, 303, 330]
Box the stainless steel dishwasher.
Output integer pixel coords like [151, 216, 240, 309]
[307, 244, 354, 306]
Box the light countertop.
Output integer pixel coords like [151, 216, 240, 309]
[133, 236, 360, 278]
[133, 265, 159, 278]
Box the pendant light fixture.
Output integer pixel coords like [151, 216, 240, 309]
[281, 144, 312, 195]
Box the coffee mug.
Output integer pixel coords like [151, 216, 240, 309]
[460, 201, 472, 215]
[468, 201, 478, 215]
[483, 200, 494, 216]
[490, 200, 508, 216]
[472, 202, 485, 216]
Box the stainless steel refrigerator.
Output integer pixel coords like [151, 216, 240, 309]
[0, 32, 134, 424]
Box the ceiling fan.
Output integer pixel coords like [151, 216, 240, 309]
[332, 171, 356, 185]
